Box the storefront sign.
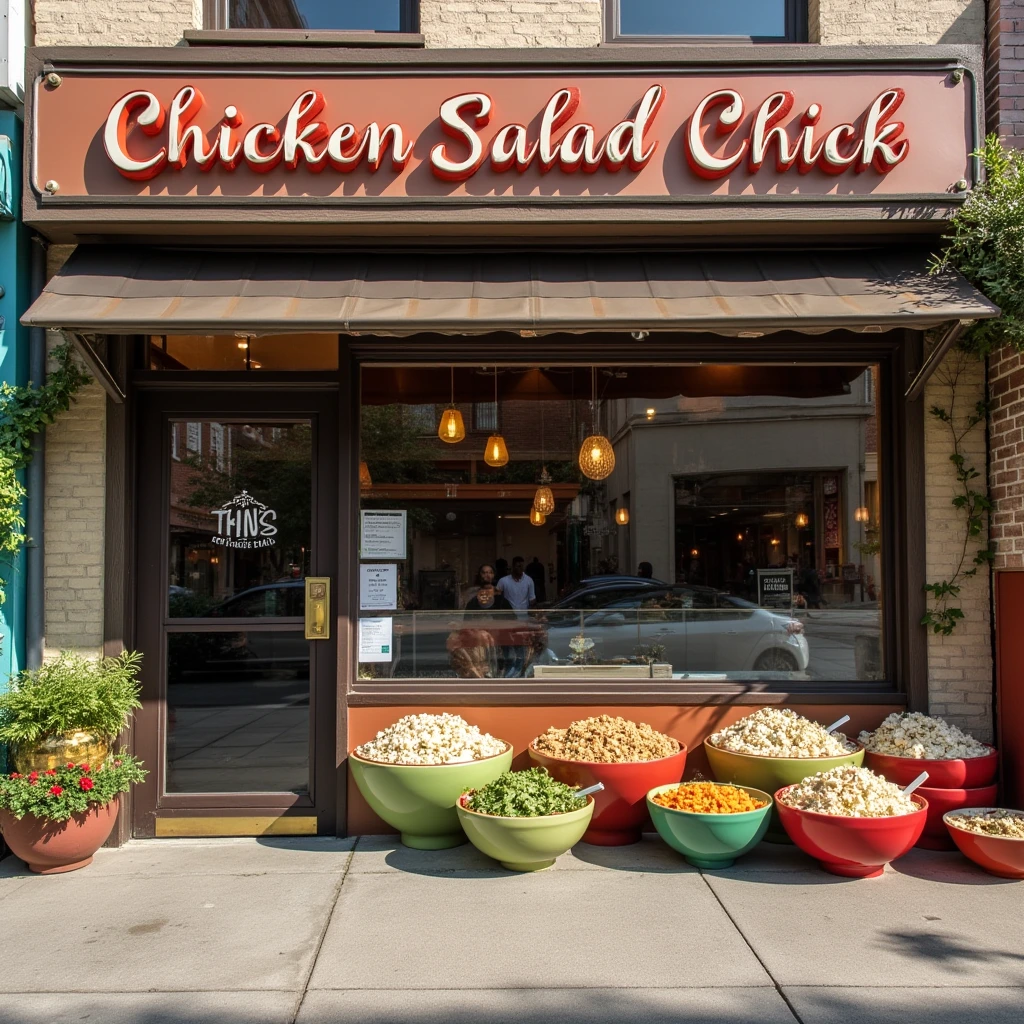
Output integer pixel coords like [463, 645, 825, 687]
[359, 563, 398, 612]
[30, 63, 975, 203]
[210, 490, 277, 550]
[758, 569, 794, 611]
[358, 616, 393, 663]
[360, 509, 407, 560]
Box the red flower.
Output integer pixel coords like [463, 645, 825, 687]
[45, 769, 57, 776]
[114, 760, 123, 767]
[28, 772, 39, 783]
[9, 773, 21, 779]
[78, 763, 90, 772]
[48, 785, 63, 796]
[79, 777, 95, 791]
[66, 762, 75, 769]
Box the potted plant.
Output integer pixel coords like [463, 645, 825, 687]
[0, 755, 147, 873]
[0, 651, 143, 773]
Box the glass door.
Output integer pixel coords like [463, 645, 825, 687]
[134, 393, 339, 836]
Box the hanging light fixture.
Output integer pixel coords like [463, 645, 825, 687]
[795, 512, 809, 529]
[359, 460, 373, 486]
[615, 507, 630, 526]
[578, 366, 615, 481]
[437, 367, 465, 443]
[483, 366, 509, 466]
[530, 507, 547, 527]
[532, 379, 556, 514]
[855, 506, 870, 523]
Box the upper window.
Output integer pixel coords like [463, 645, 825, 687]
[607, 0, 805, 42]
[216, 0, 417, 31]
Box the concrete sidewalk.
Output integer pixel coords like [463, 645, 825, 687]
[0, 836, 1021, 1024]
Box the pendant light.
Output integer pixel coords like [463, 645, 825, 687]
[532, 372, 556, 515]
[615, 506, 630, 526]
[530, 507, 547, 527]
[359, 460, 373, 487]
[483, 366, 509, 466]
[438, 366, 465, 444]
[578, 366, 615, 481]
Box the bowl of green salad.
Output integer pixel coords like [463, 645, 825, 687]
[457, 768, 595, 872]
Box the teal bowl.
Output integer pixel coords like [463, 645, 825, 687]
[646, 783, 773, 868]
[349, 746, 513, 850]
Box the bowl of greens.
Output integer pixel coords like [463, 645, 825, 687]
[456, 768, 595, 872]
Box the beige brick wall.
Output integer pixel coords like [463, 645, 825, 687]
[813, 0, 985, 44]
[33, 0, 201, 47]
[923, 349, 993, 741]
[420, 0, 601, 48]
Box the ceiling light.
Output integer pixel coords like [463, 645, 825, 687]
[615, 507, 630, 526]
[578, 366, 615, 481]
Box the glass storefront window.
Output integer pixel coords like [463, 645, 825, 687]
[227, 0, 406, 32]
[356, 363, 883, 685]
[149, 334, 339, 372]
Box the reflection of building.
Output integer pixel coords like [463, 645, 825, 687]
[604, 375, 876, 605]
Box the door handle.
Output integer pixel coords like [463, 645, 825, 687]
[305, 577, 331, 640]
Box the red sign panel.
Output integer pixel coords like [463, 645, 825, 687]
[31, 67, 974, 201]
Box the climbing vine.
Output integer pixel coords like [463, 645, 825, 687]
[923, 136, 1024, 635]
[0, 344, 91, 622]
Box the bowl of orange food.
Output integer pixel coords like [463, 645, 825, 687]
[646, 781, 773, 868]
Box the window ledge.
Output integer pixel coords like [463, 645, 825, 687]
[184, 30, 426, 48]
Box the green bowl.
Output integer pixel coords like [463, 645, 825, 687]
[456, 797, 595, 871]
[704, 739, 864, 842]
[646, 783, 773, 868]
[349, 746, 513, 849]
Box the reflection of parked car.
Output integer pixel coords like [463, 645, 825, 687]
[208, 581, 306, 618]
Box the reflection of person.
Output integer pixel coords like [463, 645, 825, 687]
[525, 555, 547, 603]
[496, 557, 536, 609]
[637, 561, 654, 579]
[464, 583, 513, 614]
[462, 563, 495, 606]
[798, 566, 824, 610]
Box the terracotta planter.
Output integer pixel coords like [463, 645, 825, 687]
[0, 798, 119, 874]
[9, 730, 110, 774]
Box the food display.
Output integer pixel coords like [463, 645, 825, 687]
[652, 782, 768, 815]
[462, 768, 586, 818]
[355, 713, 506, 765]
[945, 810, 1024, 839]
[778, 765, 919, 818]
[708, 708, 856, 758]
[859, 712, 990, 760]
[532, 715, 679, 763]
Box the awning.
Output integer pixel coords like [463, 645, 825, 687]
[22, 246, 997, 336]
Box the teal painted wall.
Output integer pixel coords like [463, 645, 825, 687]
[0, 110, 29, 684]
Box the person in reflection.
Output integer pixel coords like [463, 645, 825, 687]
[449, 583, 512, 679]
[462, 563, 496, 607]
[798, 565, 825, 610]
[525, 555, 547, 604]
[496, 557, 536, 677]
[637, 561, 654, 579]
[464, 582, 513, 615]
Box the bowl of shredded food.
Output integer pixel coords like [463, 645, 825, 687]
[646, 781, 773, 868]
[456, 768, 594, 872]
[943, 808, 1024, 879]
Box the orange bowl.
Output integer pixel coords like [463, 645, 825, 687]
[943, 808, 1024, 879]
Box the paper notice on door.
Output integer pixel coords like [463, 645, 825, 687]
[360, 563, 398, 611]
[360, 509, 407, 559]
[358, 617, 393, 663]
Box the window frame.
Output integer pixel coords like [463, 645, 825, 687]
[204, 0, 420, 33]
[603, 0, 808, 45]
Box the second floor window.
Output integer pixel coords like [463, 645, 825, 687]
[608, 0, 804, 42]
[223, 0, 416, 31]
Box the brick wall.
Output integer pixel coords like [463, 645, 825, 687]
[33, 0, 201, 47]
[924, 350, 993, 740]
[990, 347, 1024, 571]
[420, 0, 601, 48]
[813, 0, 984, 44]
[987, 0, 1024, 144]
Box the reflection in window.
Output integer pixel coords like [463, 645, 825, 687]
[615, 0, 793, 39]
[148, 334, 340, 372]
[357, 363, 883, 684]
[228, 0, 406, 31]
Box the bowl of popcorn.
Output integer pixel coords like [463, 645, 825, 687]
[528, 715, 687, 846]
[703, 709, 863, 839]
[775, 765, 927, 877]
[860, 712, 997, 789]
[350, 714, 512, 849]
[943, 809, 1024, 879]
[456, 768, 595, 872]
[646, 781, 773, 869]
[910, 782, 1001, 850]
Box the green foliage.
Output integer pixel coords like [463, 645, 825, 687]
[0, 754, 146, 822]
[0, 651, 143, 744]
[931, 135, 1024, 356]
[464, 767, 586, 818]
[0, 344, 90, 624]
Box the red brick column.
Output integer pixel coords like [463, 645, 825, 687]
[987, 0, 1024, 143]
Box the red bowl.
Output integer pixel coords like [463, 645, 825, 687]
[913, 784, 1000, 850]
[528, 742, 687, 846]
[775, 787, 927, 877]
[864, 746, 997, 789]
[944, 809, 1024, 879]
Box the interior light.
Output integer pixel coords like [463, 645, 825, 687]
[645, 407, 656, 420]
[578, 367, 615, 480]
[237, 340, 249, 350]
[615, 507, 630, 526]
[438, 367, 466, 444]
[855, 506, 870, 523]
[530, 507, 547, 527]
[795, 513, 809, 529]
[482, 367, 509, 466]
[359, 461, 373, 487]
[690, 548, 699, 557]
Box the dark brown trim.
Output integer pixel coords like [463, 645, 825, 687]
[602, 0, 808, 45]
[185, 30, 426, 48]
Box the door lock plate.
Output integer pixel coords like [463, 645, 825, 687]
[305, 577, 331, 640]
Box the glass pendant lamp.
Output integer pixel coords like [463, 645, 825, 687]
[359, 461, 373, 486]
[530, 507, 547, 526]
[532, 378, 556, 514]
[438, 367, 466, 444]
[579, 366, 615, 480]
[615, 507, 629, 526]
[483, 367, 509, 466]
